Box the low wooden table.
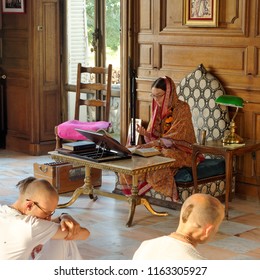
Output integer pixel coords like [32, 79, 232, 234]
[49, 151, 176, 227]
[192, 139, 260, 219]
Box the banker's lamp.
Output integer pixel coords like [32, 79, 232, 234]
[215, 95, 244, 144]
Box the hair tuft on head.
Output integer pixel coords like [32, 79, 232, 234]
[16, 176, 36, 194]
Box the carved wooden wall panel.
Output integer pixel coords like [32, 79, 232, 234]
[256, 0, 260, 37]
[139, 0, 152, 32]
[220, 0, 248, 35]
[139, 44, 153, 68]
[257, 48, 260, 75]
[161, 45, 245, 73]
[160, 0, 182, 30]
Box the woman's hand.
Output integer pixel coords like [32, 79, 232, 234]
[136, 124, 147, 137]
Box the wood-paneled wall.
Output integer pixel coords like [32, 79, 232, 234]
[132, 0, 260, 199]
[0, 0, 61, 155]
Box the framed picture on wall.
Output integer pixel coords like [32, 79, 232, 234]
[2, 0, 25, 14]
[183, 0, 219, 27]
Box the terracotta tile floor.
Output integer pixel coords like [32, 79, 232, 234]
[0, 149, 260, 260]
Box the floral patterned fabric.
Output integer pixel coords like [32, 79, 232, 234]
[119, 77, 196, 201]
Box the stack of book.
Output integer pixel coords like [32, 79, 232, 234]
[58, 140, 97, 154]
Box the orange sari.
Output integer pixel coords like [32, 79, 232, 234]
[119, 77, 196, 201]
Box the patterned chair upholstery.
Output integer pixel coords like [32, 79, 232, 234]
[143, 64, 234, 209]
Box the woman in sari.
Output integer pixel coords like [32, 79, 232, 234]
[119, 76, 197, 201]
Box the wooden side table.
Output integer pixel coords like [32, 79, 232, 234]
[49, 151, 176, 227]
[191, 140, 260, 219]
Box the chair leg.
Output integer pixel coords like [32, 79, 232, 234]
[54, 126, 61, 150]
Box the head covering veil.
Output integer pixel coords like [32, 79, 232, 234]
[149, 76, 178, 139]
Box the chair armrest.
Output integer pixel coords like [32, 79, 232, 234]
[192, 140, 229, 192]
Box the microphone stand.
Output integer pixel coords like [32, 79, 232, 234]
[129, 57, 136, 146]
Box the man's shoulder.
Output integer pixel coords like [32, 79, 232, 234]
[0, 204, 21, 217]
[142, 235, 170, 245]
[0, 204, 7, 211]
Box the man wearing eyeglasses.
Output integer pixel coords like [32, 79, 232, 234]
[0, 177, 90, 260]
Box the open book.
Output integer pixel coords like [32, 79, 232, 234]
[128, 147, 161, 157]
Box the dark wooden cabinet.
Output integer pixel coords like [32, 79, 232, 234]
[0, 0, 61, 155]
[0, 68, 7, 148]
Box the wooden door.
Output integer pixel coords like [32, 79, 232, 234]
[1, 0, 61, 155]
[32, 0, 61, 144]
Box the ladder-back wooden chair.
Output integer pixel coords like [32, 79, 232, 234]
[55, 63, 112, 149]
[54, 63, 112, 189]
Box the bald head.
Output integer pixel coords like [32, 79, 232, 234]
[180, 194, 224, 229]
[17, 177, 58, 201]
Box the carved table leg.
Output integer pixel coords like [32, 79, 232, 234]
[141, 198, 168, 216]
[57, 166, 96, 208]
[126, 174, 139, 227]
[125, 175, 168, 227]
[126, 196, 138, 227]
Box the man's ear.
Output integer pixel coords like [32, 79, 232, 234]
[25, 200, 34, 211]
[204, 224, 214, 239]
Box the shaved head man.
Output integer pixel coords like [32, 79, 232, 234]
[133, 193, 224, 260]
[13, 177, 59, 221]
[0, 177, 90, 260]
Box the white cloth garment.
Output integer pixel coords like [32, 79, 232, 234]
[133, 236, 205, 260]
[33, 239, 82, 260]
[0, 205, 82, 260]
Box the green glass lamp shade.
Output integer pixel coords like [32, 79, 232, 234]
[215, 95, 244, 108]
[215, 95, 245, 144]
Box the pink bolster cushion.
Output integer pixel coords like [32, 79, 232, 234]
[57, 120, 112, 141]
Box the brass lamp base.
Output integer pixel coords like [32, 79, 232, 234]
[222, 133, 244, 144]
[222, 120, 244, 144]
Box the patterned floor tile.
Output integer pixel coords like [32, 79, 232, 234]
[235, 228, 260, 242]
[218, 220, 256, 235]
[244, 248, 260, 259]
[230, 213, 260, 227]
[1, 149, 260, 260]
[208, 236, 260, 254]
[197, 244, 238, 260]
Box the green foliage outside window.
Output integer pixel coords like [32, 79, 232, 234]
[85, 0, 120, 52]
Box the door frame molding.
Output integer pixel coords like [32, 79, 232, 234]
[120, 0, 138, 144]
